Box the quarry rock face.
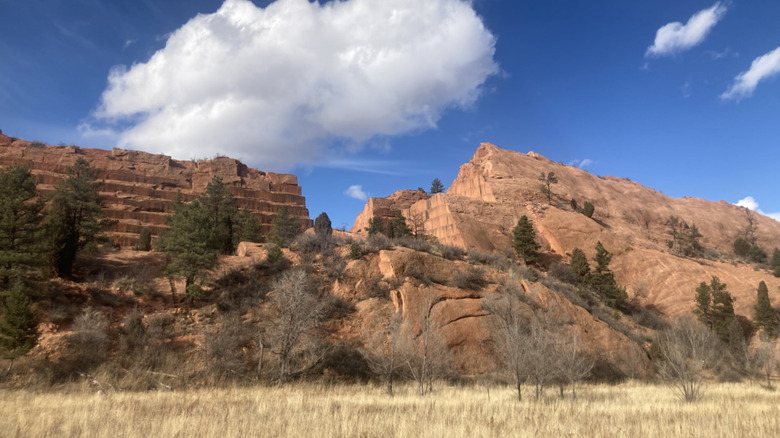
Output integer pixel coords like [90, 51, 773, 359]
[354, 143, 780, 319]
[350, 189, 430, 234]
[0, 132, 312, 247]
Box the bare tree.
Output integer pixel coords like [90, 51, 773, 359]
[266, 269, 325, 382]
[363, 310, 404, 395]
[409, 211, 427, 240]
[656, 316, 719, 402]
[484, 283, 531, 401]
[524, 319, 558, 400]
[749, 336, 777, 389]
[553, 330, 594, 400]
[398, 292, 451, 396]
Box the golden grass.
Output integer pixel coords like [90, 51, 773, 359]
[2, 381, 780, 437]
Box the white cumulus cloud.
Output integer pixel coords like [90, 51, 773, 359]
[89, 0, 498, 170]
[721, 46, 780, 100]
[344, 185, 368, 201]
[735, 196, 780, 222]
[646, 2, 727, 57]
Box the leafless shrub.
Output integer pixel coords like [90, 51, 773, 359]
[363, 312, 404, 395]
[656, 316, 720, 402]
[66, 308, 111, 372]
[321, 248, 346, 280]
[359, 275, 391, 300]
[265, 269, 327, 382]
[553, 330, 594, 399]
[205, 318, 257, 381]
[365, 234, 392, 253]
[749, 336, 778, 389]
[467, 250, 505, 266]
[548, 263, 578, 285]
[436, 244, 466, 261]
[453, 266, 487, 291]
[393, 236, 434, 253]
[398, 293, 453, 396]
[293, 232, 329, 254]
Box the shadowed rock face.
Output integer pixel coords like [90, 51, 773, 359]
[354, 143, 780, 318]
[0, 132, 312, 247]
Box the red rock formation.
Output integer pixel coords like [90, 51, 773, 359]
[350, 189, 430, 234]
[355, 143, 780, 318]
[0, 131, 312, 247]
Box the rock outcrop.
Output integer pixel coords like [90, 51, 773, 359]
[0, 132, 312, 247]
[354, 143, 780, 318]
[351, 189, 430, 235]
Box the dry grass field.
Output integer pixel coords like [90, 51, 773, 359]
[2, 381, 780, 438]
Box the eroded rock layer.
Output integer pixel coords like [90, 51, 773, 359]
[0, 131, 312, 247]
[355, 143, 780, 318]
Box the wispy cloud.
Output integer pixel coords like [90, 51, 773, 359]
[721, 47, 780, 100]
[344, 185, 369, 201]
[707, 47, 737, 60]
[568, 158, 593, 169]
[646, 2, 727, 57]
[88, 0, 499, 171]
[735, 196, 780, 222]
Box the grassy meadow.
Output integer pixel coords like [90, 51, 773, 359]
[2, 381, 780, 437]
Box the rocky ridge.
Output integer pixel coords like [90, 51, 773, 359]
[353, 143, 780, 318]
[0, 131, 312, 247]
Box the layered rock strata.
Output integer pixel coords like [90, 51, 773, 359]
[0, 131, 312, 248]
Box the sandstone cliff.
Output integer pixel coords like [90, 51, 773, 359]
[354, 143, 780, 319]
[0, 131, 312, 247]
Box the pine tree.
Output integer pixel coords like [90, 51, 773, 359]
[390, 210, 410, 238]
[569, 248, 590, 283]
[45, 158, 107, 277]
[0, 166, 45, 287]
[772, 248, 780, 278]
[314, 212, 333, 240]
[754, 281, 776, 335]
[365, 215, 385, 237]
[589, 241, 627, 308]
[0, 279, 38, 370]
[136, 227, 152, 251]
[582, 201, 595, 218]
[513, 215, 540, 263]
[234, 208, 262, 245]
[201, 176, 236, 255]
[693, 281, 712, 329]
[157, 194, 217, 299]
[538, 172, 558, 205]
[430, 178, 445, 194]
[269, 206, 301, 247]
[733, 237, 751, 257]
[708, 277, 736, 342]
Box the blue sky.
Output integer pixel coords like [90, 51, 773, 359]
[1, 0, 779, 229]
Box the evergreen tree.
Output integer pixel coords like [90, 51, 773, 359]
[693, 281, 712, 329]
[589, 241, 627, 308]
[754, 281, 776, 335]
[538, 172, 558, 205]
[733, 237, 751, 257]
[390, 210, 410, 238]
[157, 194, 217, 299]
[0, 166, 45, 287]
[0, 279, 38, 370]
[430, 178, 445, 194]
[202, 176, 236, 255]
[772, 248, 780, 278]
[233, 208, 262, 245]
[582, 201, 595, 218]
[46, 158, 107, 277]
[513, 215, 540, 263]
[569, 248, 590, 283]
[569, 199, 578, 211]
[314, 212, 333, 240]
[365, 215, 385, 237]
[136, 227, 152, 251]
[707, 277, 736, 343]
[748, 245, 768, 264]
[268, 206, 300, 247]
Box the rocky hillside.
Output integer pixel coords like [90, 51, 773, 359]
[353, 143, 780, 318]
[0, 129, 312, 247]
